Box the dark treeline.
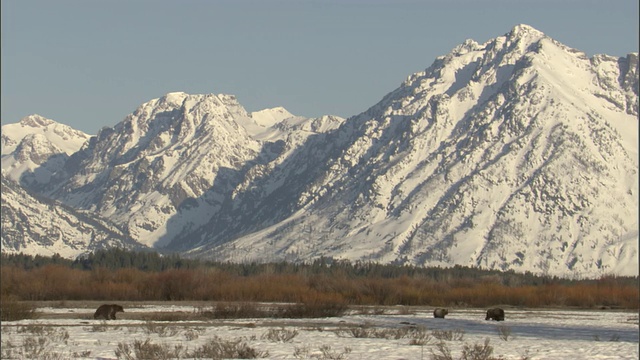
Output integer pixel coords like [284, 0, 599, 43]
[1, 249, 637, 287]
[1, 249, 194, 272]
[1, 250, 638, 308]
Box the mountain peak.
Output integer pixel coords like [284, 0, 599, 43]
[155, 91, 189, 108]
[19, 114, 55, 128]
[250, 107, 295, 127]
[508, 24, 544, 38]
[490, 23, 547, 54]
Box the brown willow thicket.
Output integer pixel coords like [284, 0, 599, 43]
[1, 264, 637, 309]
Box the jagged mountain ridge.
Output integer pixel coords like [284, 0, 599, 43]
[17, 92, 345, 249]
[1, 25, 637, 277]
[185, 25, 638, 276]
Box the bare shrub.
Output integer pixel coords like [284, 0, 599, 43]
[432, 328, 465, 341]
[17, 324, 46, 335]
[187, 335, 269, 359]
[86, 323, 108, 332]
[333, 324, 429, 343]
[183, 327, 205, 341]
[17, 324, 69, 343]
[293, 344, 353, 359]
[141, 321, 179, 337]
[337, 326, 385, 339]
[334, 326, 375, 338]
[261, 327, 299, 342]
[407, 326, 432, 345]
[115, 338, 185, 360]
[293, 344, 311, 359]
[1, 337, 15, 359]
[431, 341, 454, 360]
[22, 337, 67, 360]
[496, 325, 512, 341]
[0, 295, 38, 321]
[431, 339, 505, 360]
[315, 344, 352, 360]
[2, 327, 70, 360]
[461, 338, 503, 360]
[73, 350, 93, 358]
[389, 327, 411, 340]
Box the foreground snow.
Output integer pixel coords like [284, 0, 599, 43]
[1, 304, 638, 359]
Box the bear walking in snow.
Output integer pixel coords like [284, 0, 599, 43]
[433, 308, 449, 318]
[93, 304, 124, 320]
[485, 307, 505, 321]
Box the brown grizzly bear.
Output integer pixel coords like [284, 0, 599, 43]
[433, 308, 449, 318]
[93, 304, 125, 320]
[485, 307, 505, 321]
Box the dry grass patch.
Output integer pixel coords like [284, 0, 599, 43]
[1, 325, 70, 360]
[261, 327, 299, 343]
[0, 295, 39, 321]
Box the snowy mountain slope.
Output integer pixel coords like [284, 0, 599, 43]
[250, 106, 294, 128]
[1, 175, 144, 258]
[30, 92, 344, 249]
[164, 116, 349, 252]
[34, 92, 265, 248]
[1, 115, 91, 186]
[187, 25, 638, 277]
[1, 25, 636, 278]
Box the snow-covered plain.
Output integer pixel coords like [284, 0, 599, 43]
[1, 303, 637, 359]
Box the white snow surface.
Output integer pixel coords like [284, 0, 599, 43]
[251, 107, 295, 127]
[1, 304, 638, 359]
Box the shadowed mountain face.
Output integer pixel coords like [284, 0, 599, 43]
[1, 175, 143, 258]
[2, 25, 637, 277]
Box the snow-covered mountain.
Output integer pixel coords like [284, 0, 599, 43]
[11, 92, 345, 251]
[1, 115, 91, 185]
[1, 25, 637, 277]
[187, 24, 639, 277]
[1, 174, 144, 258]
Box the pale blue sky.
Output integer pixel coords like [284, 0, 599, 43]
[2, 0, 638, 134]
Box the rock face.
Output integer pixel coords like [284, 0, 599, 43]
[1, 25, 637, 277]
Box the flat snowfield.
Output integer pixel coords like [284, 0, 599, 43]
[2, 303, 638, 359]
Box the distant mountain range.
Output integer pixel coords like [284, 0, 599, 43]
[2, 25, 637, 278]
